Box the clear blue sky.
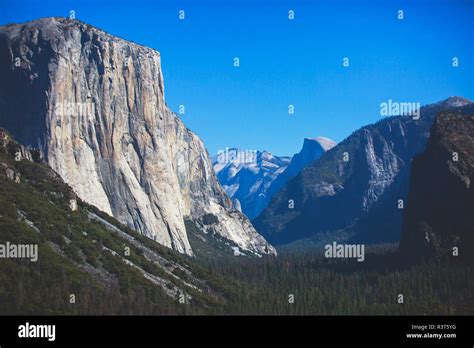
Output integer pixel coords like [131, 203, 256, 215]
[1, 0, 473, 156]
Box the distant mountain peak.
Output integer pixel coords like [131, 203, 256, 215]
[303, 137, 336, 152]
[212, 149, 291, 220]
[436, 96, 472, 108]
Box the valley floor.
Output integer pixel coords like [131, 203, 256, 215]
[196, 246, 474, 315]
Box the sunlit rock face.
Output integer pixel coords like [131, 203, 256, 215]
[0, 17, 275, 257]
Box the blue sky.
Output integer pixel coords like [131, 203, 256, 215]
[0, 0, 473, 156]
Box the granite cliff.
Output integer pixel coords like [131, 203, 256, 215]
[0, 18, 275, 256]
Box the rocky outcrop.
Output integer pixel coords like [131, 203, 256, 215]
[400, 112, 474, 263]
[0, 18, 275, 256]
[213, 149, 290, 220]
[254, 97, 473, 246]
[1, 129, 27, 184]
[0, 127, 78, 210]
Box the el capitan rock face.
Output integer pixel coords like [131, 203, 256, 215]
[0, 17, 275, 256]
[400, 112, 474, 263]
[254, 98, 473, 246]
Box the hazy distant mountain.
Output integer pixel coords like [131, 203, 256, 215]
[213, 137, 335, 220]
[213, 149, 291, 220]
[400, 111, 474, 263]
[254, 97, 473, 246]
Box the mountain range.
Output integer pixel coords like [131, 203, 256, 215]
[3, 18, 470, 260]
[254, 97, 473, 246]
[0, 16, 473, 316]
[212, 137, 335, 220]
[213, 149, 290, 219]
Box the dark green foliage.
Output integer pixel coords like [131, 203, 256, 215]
[0, 137, 224, 315]
[198, 246, 474, 315]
